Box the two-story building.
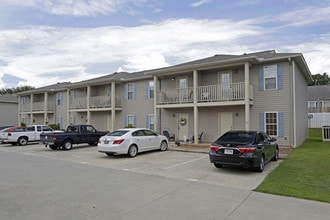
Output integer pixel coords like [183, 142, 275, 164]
[17, 50, 313, 147]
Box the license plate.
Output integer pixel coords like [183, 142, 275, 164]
[104, 140, 109, 144]
[224, 149, 233, 154]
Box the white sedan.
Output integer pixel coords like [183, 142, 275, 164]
[97, 128, 168, 157]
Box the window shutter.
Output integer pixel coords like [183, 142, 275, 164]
[258, 67, 264, 91]
[146, 82, 150, 99]
[124, 115, 128, 127]
[124, 84, 128, 100]
[259, 112, 265, 132]
[133, 115, 137, 127]
[277, 65, 283, 90]
[146, 115, 149, 128]
[133, 83, 137, 100]
[278, 112, 284, 137]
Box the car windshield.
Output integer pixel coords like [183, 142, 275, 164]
[107, 130, 129, 137]
[215, 132, 255, 144]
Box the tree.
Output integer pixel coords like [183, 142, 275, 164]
[0, 85, 34, 95]
[309, 72, 330, 86]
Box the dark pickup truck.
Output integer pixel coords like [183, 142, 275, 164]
[40, 125, 107, 150]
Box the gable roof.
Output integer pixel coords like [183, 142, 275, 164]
[308, 85, 330, 101]
[17, 82, 71, 95]
[144, 50, 313, 82]
[0, 94, 18, 103]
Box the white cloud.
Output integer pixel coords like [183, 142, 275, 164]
[191, 0, 210, 8]
[1, 0, 147, 17]
[0, 18, 261, 87]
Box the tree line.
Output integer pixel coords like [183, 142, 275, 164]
[0, 86, 35, 95]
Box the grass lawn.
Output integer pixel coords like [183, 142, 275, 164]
[255, 128, 330, 203]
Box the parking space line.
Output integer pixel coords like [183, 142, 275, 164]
[163, 155, 208, 170]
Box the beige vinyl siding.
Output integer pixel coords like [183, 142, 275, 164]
[55, 91, 69, 129]
[250, 62, 293, 146]
[121, 79, 154, 128]
[294, 63, 309, 146]
[198, 106, 245, 142]
[0, 102, 18, 126]
[90, 112, 111, 131]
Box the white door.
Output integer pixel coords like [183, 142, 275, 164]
[178, 113, 189, 141]
[218, 112, 233, 136]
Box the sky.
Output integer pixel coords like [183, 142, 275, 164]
[0, 0, 329, 88]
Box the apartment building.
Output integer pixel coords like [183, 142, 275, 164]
[17, 50, 313, 147]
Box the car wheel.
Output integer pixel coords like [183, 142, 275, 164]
[214, 163, 223, 168]
[127, 145, 138, 157]
[256, 156, 265, 172]
[18, 137, 28, 146]
[271, 148, 279, 161]
[49, 145, 58, 150]
[160, 141, 168, 151]
[62, 140, 73, 150]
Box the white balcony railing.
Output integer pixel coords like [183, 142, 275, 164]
[70, 97, 87, 109]
[157, 83, 253, 105]
[90, 95, 122, 108]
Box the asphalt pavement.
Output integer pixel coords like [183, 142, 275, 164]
[0, 144, 329, 220]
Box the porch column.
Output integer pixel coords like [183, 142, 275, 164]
[153, 75, 159, 133]
[66, 89, 70, 126]
[87, 86, 91, 124]
[30, 94, 33, 125]
[44, 92, 48, 124]
[193, 70, 198, 144]
[17, 96, 21, 126]
[111, 82, 116, 131]
[244, 62, 250, 130]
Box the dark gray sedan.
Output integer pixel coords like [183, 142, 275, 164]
[209, 130, 279, 172]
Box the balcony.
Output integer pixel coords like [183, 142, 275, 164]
[32, 101, 55, 112]
[90, 95, 122, 109]
[157, 82, 253, 105]
[70, 97, 87, 110]
[69, 96, 122, 110]
[309, 107, 330, 113]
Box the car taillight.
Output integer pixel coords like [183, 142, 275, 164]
[210, 145, 220, 152]
[113, 139, 124, 145]
[8, 133, 12, 136]
[239, 147, 256, 153]
[51, 135, 57, 140]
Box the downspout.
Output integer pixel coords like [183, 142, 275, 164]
[244, 62, 250, 130]
[111, 82, 116, 131]
[292, 59, 297, 147]
[153, 75, 158, 133]
[193, 70, 198, 144]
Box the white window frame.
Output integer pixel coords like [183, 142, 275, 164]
[148, 81, 154, 99]
[264, 65, 277, 90]
[148, 114, 155, 130]
[265, 112, 278, 136]
[127, 83, 134, 100]
[127, 114, 135, 127]
[56, 93, 62, 105]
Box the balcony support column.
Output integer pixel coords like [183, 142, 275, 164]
[44, 92, 48, 124]
[193, 70, 198, 144]
[153, 75, 159, 133]
[111, 82, 116, 131]
[244, 62, 250, 130]
[87, 86, 91, 124]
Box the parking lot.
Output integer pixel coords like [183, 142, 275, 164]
[0, 142, 281, 190]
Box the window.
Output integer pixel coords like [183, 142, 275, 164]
[56, 93, 62, 105]
[265, 112, 278, 136]
[147, 81, 154, 99]
[126, 115, 135, 127]
[127, 83, 134, 100]
[21, 97, 28, 105]
[147, 114, 155, 131]
[259, 64, 283, 91]
[106, 86, 111, 97]
[264, 65, 277, 90]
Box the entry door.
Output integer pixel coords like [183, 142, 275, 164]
[178, 113, 189, 141]
[218, 112, 233, 136]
